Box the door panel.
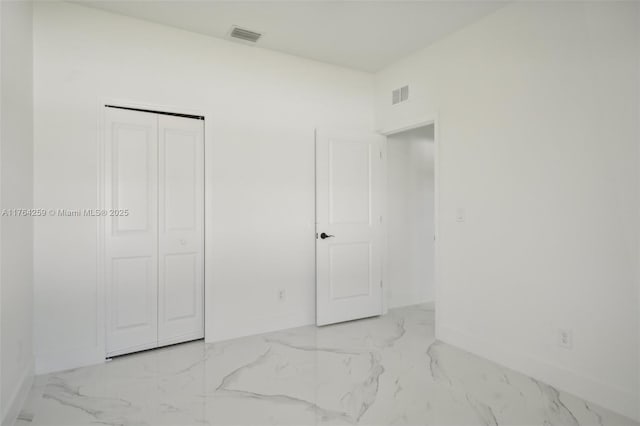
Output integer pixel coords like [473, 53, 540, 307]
[112, 125, 153, 233]
[329, 243, 372, 300]
[163, 254, 198, 321]
[112, 257, 154, 329]
[329, 142, 372, 225]
[157, 115, 204, 345]
[316, 130, 385, 326]
[105, 108, 159, 357]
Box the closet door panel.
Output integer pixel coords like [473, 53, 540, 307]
[105, 108, 159, 357]
[158, 115, 204, 345]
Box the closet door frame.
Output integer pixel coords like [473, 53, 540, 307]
[98, 99, 212, 360]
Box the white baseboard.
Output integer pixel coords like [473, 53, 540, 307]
[437, 325, 639, 422]
[1, 359, 34, 426]
[388, 298, 434, 310]
[36, 310, 312, 375]
[38, 310, 313, 374]
[206, 309, 314, 344]
[36, 347, 105, 375]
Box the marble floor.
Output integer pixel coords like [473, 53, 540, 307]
[15, 304, 638, 426]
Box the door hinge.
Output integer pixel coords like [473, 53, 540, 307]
[380, 150, 383, 160]
[380, 280, 383, 288]
[379, 215, 383, 223]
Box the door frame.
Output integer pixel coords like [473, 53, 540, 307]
[379, 115, 440, 330]
[97, 98, 212, 360]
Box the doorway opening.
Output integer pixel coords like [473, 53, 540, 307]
[386, 124, 435, 309]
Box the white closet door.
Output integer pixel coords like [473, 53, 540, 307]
[157, 115, 204, 346]
[105, 108, 159, 357]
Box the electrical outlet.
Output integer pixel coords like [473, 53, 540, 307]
[558, 329, 573, 349]
[278, 289, 286, 302]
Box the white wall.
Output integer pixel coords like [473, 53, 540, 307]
[33, 2, 374, 374]
[386, 126, 434, 308]
[376, 1, 640, 420]
[637, 4, 640, 414]
[1, 0, 34, 424]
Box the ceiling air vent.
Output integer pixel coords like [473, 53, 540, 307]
[392, 85, 409, 105]
[229, 26, 262, 43]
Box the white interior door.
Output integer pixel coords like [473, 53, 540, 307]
[105, 108, 159, 357]
[316, 129, 385, 326]
[158, 115, 204, 346]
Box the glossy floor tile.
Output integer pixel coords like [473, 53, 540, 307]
[16, 304, 638, 426]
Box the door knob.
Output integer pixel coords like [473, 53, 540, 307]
[320, 232, 334, 239]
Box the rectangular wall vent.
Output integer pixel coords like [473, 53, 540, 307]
[392, 85, 409, 105]
[230, 26, 262, 43]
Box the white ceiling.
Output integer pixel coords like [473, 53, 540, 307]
[76, 1, 506, 72]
